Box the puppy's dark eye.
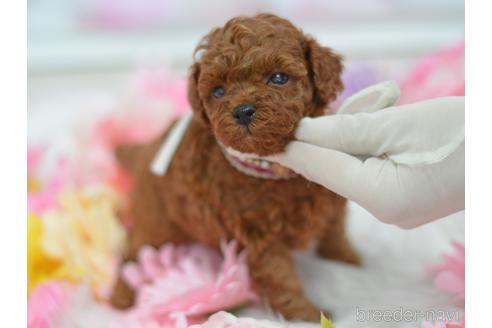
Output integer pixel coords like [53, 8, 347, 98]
[269, 73, 289, 85]
[212, 86, 225, 98]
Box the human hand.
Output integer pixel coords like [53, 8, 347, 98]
[272, 82, 464, 228]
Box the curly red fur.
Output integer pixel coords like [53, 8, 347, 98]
[110, 13, 358, 322]
[189, 14, 343, 155]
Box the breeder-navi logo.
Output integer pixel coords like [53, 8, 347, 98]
[355, 307, 460, 323]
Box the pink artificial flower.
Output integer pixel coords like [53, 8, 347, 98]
[421, 314, 464, 328]
[76, 66, 187, 192]
[422, 241, 465, 328]
[133, 67, 190, 116]
[189, 311, 291, 328]
[27, 145, 45, 178]
[27, 146, 77, 215]
[78, 103, 174, 193]
[116, 240, 258, 327]
[399, 41, 464, 105]
[445, 314, 465, 328]
[91, 107, 170, 149]
[28, 281, 71, 328]
[428, 241, 465, 302]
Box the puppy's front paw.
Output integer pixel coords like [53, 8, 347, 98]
[278, 297, 327, 322]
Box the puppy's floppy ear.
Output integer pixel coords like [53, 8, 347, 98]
[187, 62, 209, 126]
[305, 38, 344, 110]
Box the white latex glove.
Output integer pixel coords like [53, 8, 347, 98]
[271, 82, 465, 228]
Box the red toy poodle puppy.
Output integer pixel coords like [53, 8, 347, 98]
[110, 13, 359, 322]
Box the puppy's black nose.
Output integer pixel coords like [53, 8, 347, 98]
[233, 104, 256, 126]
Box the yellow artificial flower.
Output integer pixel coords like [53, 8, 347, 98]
[321, 313, 336, 328]
[41, 186, 126, 297]
[27, 214, 81, 294]
[28, 178, 40, 193]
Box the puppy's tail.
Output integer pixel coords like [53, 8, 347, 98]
[114, 143, 145, 174]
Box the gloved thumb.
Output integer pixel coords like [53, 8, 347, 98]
[337, 80, 400, 114]
[271, 141, 365, 199]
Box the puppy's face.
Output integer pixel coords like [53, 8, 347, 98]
[188, 14, 343, 156]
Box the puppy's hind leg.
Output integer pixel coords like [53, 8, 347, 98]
[109, 177, 188, 309]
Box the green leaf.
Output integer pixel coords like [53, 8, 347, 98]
[320, 312, 336, 328]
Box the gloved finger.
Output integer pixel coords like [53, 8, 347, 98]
[271, 141, 422, 226]
[337, 80, 400, 114]
[295, 113, 384, 156]
[293, 81, 400, 156]
[271, 141, 366, 200]
[299, 97, 465, 165]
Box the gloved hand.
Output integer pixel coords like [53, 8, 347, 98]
[271, 81, 465, 228]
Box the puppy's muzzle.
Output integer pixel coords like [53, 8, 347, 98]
[233, 103, 256, 126]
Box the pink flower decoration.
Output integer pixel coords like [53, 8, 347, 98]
[28, 281, 71, 328]
[399, 41, 464, 105]
[133, 67, 190, 116]
[189, 311, 291, 328]
[27, 146, 45, 178]
[91, 108, 170, 149]
[76, 67, 187, 192]
[422, 242, 465, 328]
[445, 314, 465, 328]
[78, 104, 174, 192]
[421, 315, 465, 328]
[118, 240, 258, 327]
[27, 147, 77, 215]
[428, 241, 465, 302]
